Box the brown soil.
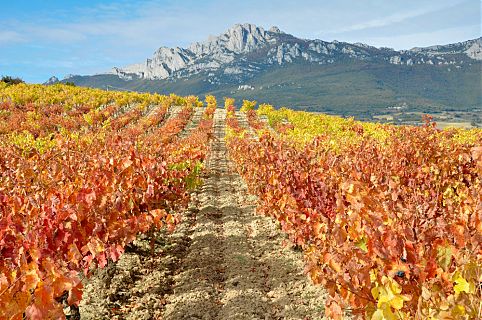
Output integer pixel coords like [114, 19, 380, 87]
[79, 108, 328, 320]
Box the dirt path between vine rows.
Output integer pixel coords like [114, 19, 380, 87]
[78, 108, 327, 320]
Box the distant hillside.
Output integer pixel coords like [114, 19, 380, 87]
[56, 23, 482, 117]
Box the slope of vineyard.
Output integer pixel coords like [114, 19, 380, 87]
[1, 83, 481, 319]
[0, 84, 212, 319]
[226, 102, 481, 319]
[77, 102, 332, 320]
[79, 98, 215, 319]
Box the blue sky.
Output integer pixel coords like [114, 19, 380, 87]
[0, 0, 480, 83]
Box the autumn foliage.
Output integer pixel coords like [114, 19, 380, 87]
[227, 106, 482, 319]
[0, 84, 214, 319]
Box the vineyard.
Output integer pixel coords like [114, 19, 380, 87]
[0, 83, 481, 319]
[227, 103, 482, 319]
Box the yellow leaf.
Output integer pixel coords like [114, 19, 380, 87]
[371, 309, 384, 320]
[355, 237, 368, 252]
[371, 305, 398, 320]
[390, 294, 410, 310]
[452, 304, 466, 316]
[453, 275, 470, 294]
[374, 277, 410, 311]
[371, 286, 380, 300]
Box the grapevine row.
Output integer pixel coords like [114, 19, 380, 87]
[0, 85, 214, 319]
[226, 103, 481, 319]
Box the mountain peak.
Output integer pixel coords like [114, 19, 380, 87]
[231, 22, 261, 30]
[229, 23, 265, 34]
[188, 23, 271, 56]
[43, 76, 59, 85]
[269, 26, 283, 34]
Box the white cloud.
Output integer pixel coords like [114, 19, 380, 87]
[0, 30, 24, 45]
[326, 8, 439, 34]
[0, 1, 209, 53]
[321, 0, 470, 36]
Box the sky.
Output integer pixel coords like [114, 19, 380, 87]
[0, 0, 480, 83]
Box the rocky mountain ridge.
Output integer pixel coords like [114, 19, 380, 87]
[55, 23, 481, 118]
[98, 23, 481, 82]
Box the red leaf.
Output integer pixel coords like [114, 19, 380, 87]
[97, 252, 107, 268]
[68, 283, 83, 307]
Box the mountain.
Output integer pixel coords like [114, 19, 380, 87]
[43, 76, 59, 85]
[60, 23, 482, 117]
